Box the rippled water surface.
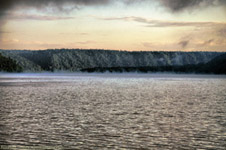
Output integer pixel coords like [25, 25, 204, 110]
[0, 73, 226, 150]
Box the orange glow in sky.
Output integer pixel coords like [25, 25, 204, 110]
[0, 0, 226, 51]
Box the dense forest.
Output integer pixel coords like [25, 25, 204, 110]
[81, 53, 226, 74]
[201, 53, 226, 74]
[0, 53, 22, 72]
[0, 49, 222, 72]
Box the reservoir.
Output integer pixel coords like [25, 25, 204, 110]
[0, 73, 226, 149]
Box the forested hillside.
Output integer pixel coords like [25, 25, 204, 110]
[0, 53, 22, 72]
[201, 53, 226, 74]
[0, 49, 223, 72]
[81, 53, 226, 74]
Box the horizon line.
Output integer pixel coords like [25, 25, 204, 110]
[0, 48, 225, 53]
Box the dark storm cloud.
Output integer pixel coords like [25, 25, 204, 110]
[159, 0, 203, 12]
[159, 0, 226, 12]
[0, 0, 110, 37]
[1, 0, 226, 16]
[0, 0, 110, 15]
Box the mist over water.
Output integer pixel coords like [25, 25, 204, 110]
[0, 73, 226, 149]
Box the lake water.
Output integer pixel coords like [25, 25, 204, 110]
[0, 73, 226, 150]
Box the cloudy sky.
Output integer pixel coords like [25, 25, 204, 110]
[0, 0, 226, 51]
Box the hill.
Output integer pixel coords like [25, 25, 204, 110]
[0, 49, 222, 72]
[201, 53, 226, 74]
[0, 53, 22, 72]
[81, 53, 226, 74]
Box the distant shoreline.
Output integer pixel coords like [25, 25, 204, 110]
[1, 72, 226, 77]
[0, 49, 225, 74]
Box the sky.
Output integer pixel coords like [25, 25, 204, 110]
[0, 0, 226, 51]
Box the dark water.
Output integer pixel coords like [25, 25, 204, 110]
[0, 73, 226, 150]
